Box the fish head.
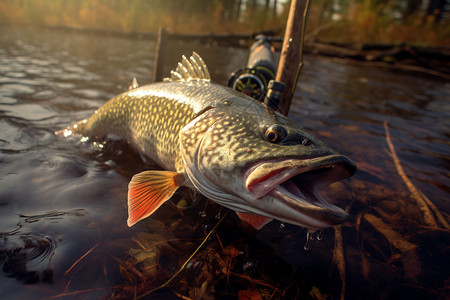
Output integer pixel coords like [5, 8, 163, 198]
[180, 96, 356, 231]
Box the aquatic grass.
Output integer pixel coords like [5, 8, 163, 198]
[134, 211, 229, 299]
[42, 288, 105, 300]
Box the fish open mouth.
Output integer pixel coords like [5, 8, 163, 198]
[245, 155, 356, 229]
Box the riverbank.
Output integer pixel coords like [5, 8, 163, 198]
[41, 25, 450, 80]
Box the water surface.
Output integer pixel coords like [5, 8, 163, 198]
[0, 27, 449, 299]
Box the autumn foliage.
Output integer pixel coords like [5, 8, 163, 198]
[0, 0, 448, 46]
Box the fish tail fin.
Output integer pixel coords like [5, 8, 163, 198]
[127, 170, 184, 227]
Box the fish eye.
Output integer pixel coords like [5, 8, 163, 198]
[266, 130, 278, 142]
[264, 125, 287, 143]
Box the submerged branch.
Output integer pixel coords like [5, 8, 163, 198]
[383, 121, 449, 230]
[332, 225, 346, 300]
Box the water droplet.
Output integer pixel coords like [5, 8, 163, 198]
[199, 200, 209, 217]
[316, 230, 323, 241]
[64, 129, 73, 137]
[304, 230, 312, 250]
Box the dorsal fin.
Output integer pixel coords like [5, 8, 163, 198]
[164, 52, 211, 83]
[128, 77, 139, 90]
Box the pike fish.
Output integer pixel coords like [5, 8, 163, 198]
[59, 53, 356, 231]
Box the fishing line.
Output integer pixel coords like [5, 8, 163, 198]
[291, 0, 311, 97]
[136, 211, 229, 299]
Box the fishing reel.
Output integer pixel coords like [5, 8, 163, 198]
[228, 66, 274, 101]
[228, 35, 277, 101]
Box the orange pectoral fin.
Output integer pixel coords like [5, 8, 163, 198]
[236, 211, 273, 230]
[127, 170, 183, 227]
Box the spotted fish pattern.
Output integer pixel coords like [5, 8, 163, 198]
[60, 52, 356, 231]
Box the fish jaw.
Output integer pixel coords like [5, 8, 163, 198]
[243, 155, 356, 230]
[179, 93, 357, 230]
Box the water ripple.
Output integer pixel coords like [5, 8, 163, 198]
[19, 208, 87, 223]
[0, 232, 59, 284]
[0, 209, 87, 284]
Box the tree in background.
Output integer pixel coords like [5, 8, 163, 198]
[0, 0, 448, 45]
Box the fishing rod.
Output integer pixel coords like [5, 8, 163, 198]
[229, 0, 311, 116]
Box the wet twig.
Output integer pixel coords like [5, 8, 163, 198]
[332, 225, 346, 300]
[383, 121, 449, 230]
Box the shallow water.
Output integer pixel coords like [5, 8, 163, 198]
[0, 27, 449, 299]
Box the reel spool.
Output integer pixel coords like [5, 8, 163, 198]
[228, 35, 277, 101]
[228, 66, 273, 101]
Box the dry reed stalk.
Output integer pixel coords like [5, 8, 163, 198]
[64, 243, 99, 276]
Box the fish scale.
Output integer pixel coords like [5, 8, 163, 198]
[69, 82, 216, 171]
[59, 52, 356, 230]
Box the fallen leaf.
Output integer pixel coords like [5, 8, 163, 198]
[364, 214, 421, 280]
[238, 288, 263, 300]
[223, 245, 239, 259]
[309, 286, 327, 300]
[360, 253, 371, 280]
